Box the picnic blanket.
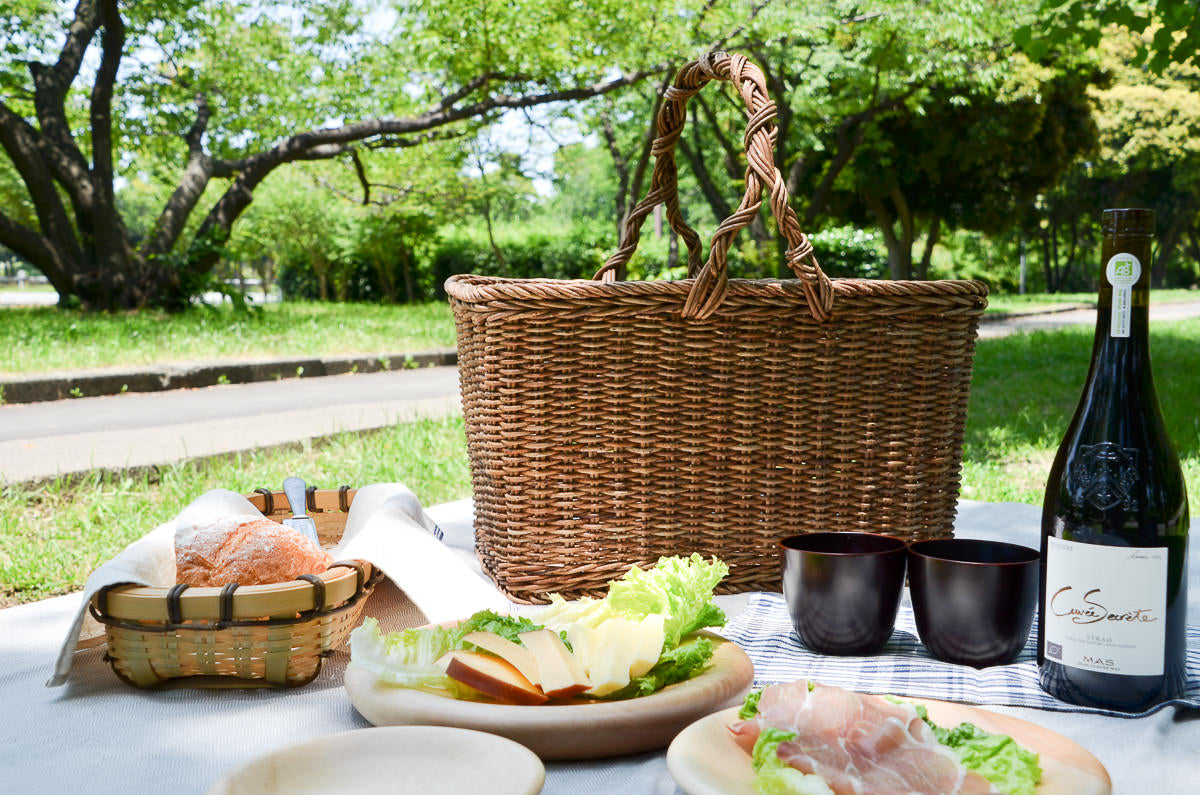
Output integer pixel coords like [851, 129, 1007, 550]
[721, 591, 1200, 718]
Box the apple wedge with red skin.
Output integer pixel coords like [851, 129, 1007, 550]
[436, 650, 549, 706]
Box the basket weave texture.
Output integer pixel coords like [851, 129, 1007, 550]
[91, 487, 380, 688]
[446, 53, 988, 604]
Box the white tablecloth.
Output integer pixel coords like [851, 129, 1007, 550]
[1, 499, 1197, 792]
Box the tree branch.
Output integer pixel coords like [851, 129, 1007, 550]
[89, 0, 122, 192]
[25, 0, 98, 229]
[88, 0, 131, 271]
[185, 66, 659, 275]
[350, 148, 370, 205]
[677, 119, 733, 223]
[693, 92, 743, 182]
[804, 85, 919, 227]
[597, 105, 631, 229]
[627, 68, 674, 210]
[0, 208, 60, 280]
[0, 100, 84, 267]
[143, 94, 213, 261]
[53, 0, 102, 87]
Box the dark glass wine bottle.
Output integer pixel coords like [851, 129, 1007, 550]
[1038, 208, 1190, 712]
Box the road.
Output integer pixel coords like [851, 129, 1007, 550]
[3, 299, 1200, 484]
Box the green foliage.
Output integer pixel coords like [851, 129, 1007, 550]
[807, 227, 888, 279]
[429, 224, 614, 291]
[1016, 1, 1198, 73]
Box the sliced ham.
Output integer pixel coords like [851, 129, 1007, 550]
[730, 681, 998, 795]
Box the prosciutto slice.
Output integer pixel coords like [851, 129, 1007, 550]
[731, 681, 999, 795]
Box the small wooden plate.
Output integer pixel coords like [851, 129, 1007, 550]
[207, 726, 544, 795]
[667, 700, 1112, 795]
[344, 631, 754, 760]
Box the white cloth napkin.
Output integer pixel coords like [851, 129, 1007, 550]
[48, 484, 508, 686]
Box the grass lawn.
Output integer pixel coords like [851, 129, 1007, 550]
[0, 415, 471, 607]
[2, 315, 1198, 607]
[961, 318, 1200, 506]
[3, 290, 1197, 375]
[0, 301, 457, 375]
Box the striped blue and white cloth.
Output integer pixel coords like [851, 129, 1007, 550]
[719, 592, 1200, 718]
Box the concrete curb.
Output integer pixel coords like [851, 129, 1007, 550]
[0, 349, 457, 405]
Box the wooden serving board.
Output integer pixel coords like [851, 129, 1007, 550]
[667, 701, 1112, 795]
[344, 631, 754, 760]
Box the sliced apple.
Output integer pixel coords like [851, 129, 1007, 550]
[462, 631, 542, 687]
[518, 628, 590, 699]
[436, 650, 548, 706]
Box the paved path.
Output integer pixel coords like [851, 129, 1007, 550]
[978, 297, 1200, 338]
[0, 367, 460, 484]
[4, 299, 1200, 485]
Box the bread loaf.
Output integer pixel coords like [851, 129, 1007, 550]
[175, 514, 333, 587]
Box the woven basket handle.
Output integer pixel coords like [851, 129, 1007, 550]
[595, 52, 835, 321]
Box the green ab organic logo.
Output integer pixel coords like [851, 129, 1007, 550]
[1113, 260, 1134, 279]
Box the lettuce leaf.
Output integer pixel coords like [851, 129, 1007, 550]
[604, 553, 729, 647]
[740, 688, 764, 719]
[750, 728, 835, 795]
[348, 617, 464, 691]
[929, 721, 1041, 795]
[458, 610, 543, 643]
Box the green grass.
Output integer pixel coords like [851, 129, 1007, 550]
[0, 415, 471, 607]
[961, 318, 1200, 506]
[0, 301, 457, 375]
[3, 316, 1199, 607]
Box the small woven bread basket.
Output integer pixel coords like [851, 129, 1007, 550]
[89, 486, 382, 688]
[446, 52, 988, 603]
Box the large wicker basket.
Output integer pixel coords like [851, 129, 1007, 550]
[446, 52, 988, 603]
[90, 487, 382, 688]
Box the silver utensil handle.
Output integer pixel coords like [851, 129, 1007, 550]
[283, 476, 308, 517]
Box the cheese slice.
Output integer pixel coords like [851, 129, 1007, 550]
[583, 619, 639, 697]
[628, 614, 666, 678]
[518, 629, 589, 699]
[579, 615, 668, 696]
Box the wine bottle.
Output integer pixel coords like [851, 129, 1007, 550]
[1038, 207, 1190, 712]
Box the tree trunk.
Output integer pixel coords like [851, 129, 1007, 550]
[401, 246, 414, 303]
[864, 191, 913, 280]
[917, 216, 940, 280]
[1156, 214, 1187, 287]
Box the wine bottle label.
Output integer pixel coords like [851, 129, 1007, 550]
[1105, 253, 1141, 338]
[1044, 537, 1167, 676]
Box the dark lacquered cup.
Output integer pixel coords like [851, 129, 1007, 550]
[908, 538, 1040, 668]
[780, 532, 908, 655]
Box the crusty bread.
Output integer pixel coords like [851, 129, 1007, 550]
[175, 514, 332, 587]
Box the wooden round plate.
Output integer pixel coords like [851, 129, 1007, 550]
[344, 631, 754, 760]
[207, 725, 544, 795]
[667, 700, 1112, 795]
